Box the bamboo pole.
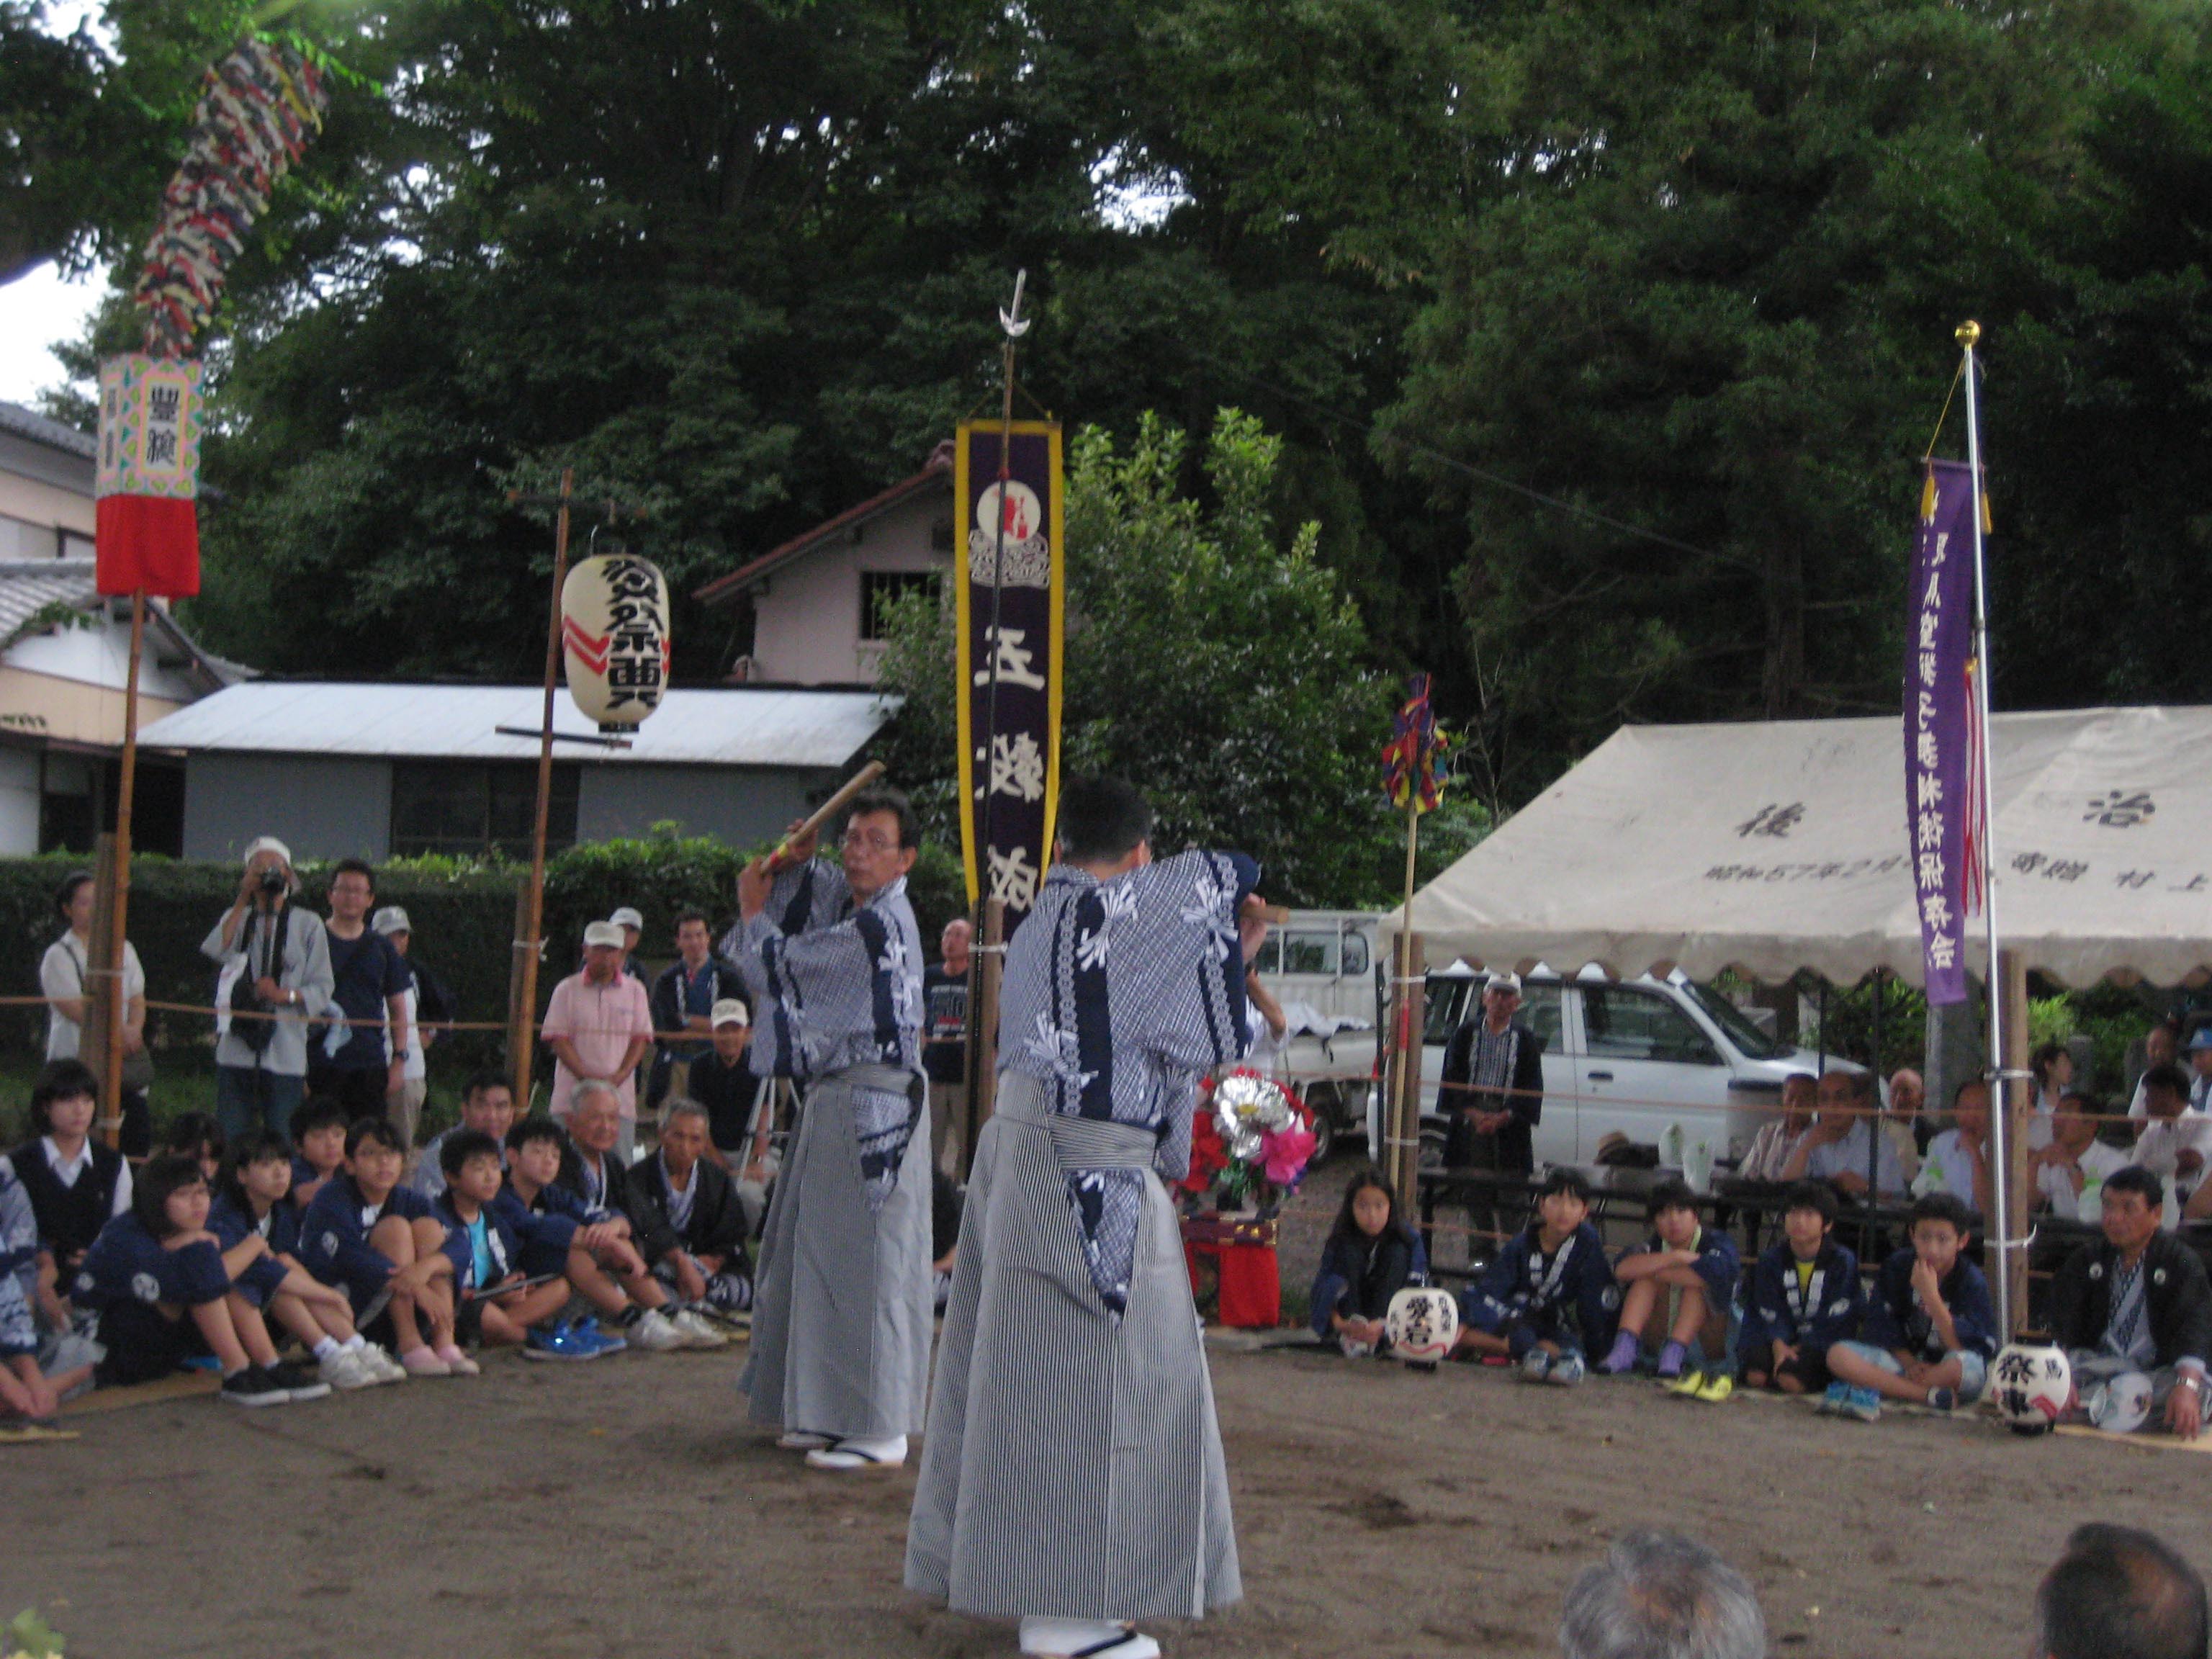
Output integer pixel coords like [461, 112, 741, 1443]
[95, 590, 148, 1148]
[510, 470, 573, 1108]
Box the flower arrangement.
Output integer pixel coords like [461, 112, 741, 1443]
[1180, 1069, 1317, 1215]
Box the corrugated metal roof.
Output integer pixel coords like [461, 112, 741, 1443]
[0, 558, 96, 642]
[0, 401, 97, 459]
[137, 681, 896, 767]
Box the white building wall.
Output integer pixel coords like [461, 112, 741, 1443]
[747, 491, 950, 685]
[0, 747, 42, 855]
[181, 753, 394, 863]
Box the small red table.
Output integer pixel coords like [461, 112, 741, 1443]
[1180, 1214, 1281, 1328]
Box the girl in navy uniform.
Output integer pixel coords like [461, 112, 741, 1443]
[1309, 1167, 1426, 1355]
[214, 1132, 403, 1390]
[1737, 1181, 1863, 1393]
[1457, 1166, 1619, 1382]
[73, 1154, 326, 1406]
[297, 1118, 462, 1377]
[1598, 1177, 1742, 1390]
[430, 1129, 585, 1361]
[8, 1059, 130, 1331]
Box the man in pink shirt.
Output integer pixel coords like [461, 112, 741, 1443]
[543, 920, 655, 1160]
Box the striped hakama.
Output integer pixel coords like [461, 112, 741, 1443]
[904, 1074, 1241, 1622]
[741, 1064, 935, 1439]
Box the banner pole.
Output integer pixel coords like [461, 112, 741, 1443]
[1959, 320, 2015, 1336]
[511, 469, 573, 1109]
[96, 589, 148, 1148]
[977, 269, 1028, 895]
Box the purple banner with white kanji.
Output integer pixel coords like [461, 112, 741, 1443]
[1905, 459, 1979, 1004]
[953, 421, 1064, 925]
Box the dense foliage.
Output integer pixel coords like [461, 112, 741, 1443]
[9, 0, 2211, 860]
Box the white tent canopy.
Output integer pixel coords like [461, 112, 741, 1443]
[1381, 706, 2212, 990]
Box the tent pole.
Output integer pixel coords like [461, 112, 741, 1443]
[1959, 320, 2016, 1336]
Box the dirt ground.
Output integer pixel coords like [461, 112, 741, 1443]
[10, 1313, 2211, 1659]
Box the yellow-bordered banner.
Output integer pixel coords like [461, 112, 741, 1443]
[953, 419, 1064, 920]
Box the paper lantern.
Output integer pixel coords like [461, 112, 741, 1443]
[1991, 1340, 2071, 1435]
[562, 550, 670, 729]
[95, 354, 204, 598]
[1385, 1286, 1460, 1369]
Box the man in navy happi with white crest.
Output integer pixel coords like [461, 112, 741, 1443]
[908, 776, 1269, 1659]
[727, 785, 932, 1472]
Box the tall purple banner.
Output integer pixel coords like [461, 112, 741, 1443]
[953, 420, 1064, 926]
[1906, 459, 1977, 1004]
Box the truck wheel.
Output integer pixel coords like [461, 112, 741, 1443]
[1303, 1086, 1338, 1167]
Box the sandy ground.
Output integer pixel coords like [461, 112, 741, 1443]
[11, 1316, 2211, 1659]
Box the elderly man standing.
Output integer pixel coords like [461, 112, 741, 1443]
[202, 838, 334, 1144]
[542, 920, 655, 1161]
[1440, 973, 1545, 1251]
[731, 786, 930, 1473]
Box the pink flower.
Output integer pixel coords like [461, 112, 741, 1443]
[1259, 1124, 1316, 1187]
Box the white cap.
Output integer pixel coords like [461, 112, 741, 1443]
[372, 905, 411, 937]
[1485, 971, 1523, 996]
[711, 998, 750, 1029]
[583, 920, 625, 949]
[242, 835, 292, 868]
[608, 906, 644, 932]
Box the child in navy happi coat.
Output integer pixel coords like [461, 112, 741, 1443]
[1457, 1165, 1617, 1382]
[1599, 1177, 1741, 1386]
[1737, 1181, 1862, 1394]
[1309, 1166, 1426, 1355]
[431, 1130, 579, 1358]
[297, 1118, 462, 1375]
[1825, 1190, 1996, 1420]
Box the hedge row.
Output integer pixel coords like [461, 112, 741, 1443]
[0, 831, 971, 1077]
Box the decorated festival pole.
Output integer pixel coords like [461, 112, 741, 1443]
[96, 593, 148, 1144]
[509, 470, 574, 1109]
[1957, 321, 2026, 1335]
[1382, 678, 1449, 1208]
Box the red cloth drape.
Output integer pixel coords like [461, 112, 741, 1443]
[96, 495, 199, 598]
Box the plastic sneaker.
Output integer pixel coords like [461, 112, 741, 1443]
[1667, 1367, 1706, 1398]
[319, 1349, 378, 1390]
[433, 1344, 481, 1377]
[1842, 1385, 1883, 1423]
[400, 1345, 451, 1377]
[220, 1365, 289, 1408]
[670, 1308, 729, 1350]
[1519, 1348, 1554, 1383]
[1694, 1372, 1735, 1404]
[361, 1344, 408, 1384]
[523, 1321, 602, 1362]
[588, 1322, 629, 1354]
[629, 1309, 688, 1352]
[1815, 1381, 1849, 1416]
[266, 1359, 332, 1402]
[1925, 1385, 1958, 1413]
[1546, 1352, 1587, 1387]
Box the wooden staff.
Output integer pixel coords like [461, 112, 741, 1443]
[765, 760, 888, 868]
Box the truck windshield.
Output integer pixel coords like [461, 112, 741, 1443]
[1681, 980, 1788, 1061]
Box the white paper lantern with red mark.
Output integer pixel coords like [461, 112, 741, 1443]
[562, 549, 670, 729]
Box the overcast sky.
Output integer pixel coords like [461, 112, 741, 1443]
[0, 262, 107, 410]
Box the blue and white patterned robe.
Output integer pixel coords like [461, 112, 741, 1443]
[0, 1156, 40, 1362]
[726, 860, 924, 1207]
[999, 850, 1257, 1310]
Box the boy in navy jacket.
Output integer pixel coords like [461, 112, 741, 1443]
[431, 1129, 579, 1362]
[1737, 1181, 1862, 1393]
[297, 1118, 460, 1376]
[1456, 1166, 1617, 1384]
[1825, 1190, 1996, 1421]
[1598, 1177, 1741, 1391]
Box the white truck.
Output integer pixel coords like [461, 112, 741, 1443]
[1246, 911, 1382, 1164]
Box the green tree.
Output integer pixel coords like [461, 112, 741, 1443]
[878, 408, 1406, 907]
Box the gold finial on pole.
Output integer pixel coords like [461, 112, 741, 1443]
[1956, 320, 1982, 348]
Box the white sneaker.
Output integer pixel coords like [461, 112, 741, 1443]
[629, 1309, 688, 1352]
[1018, 1617, 1160, 1659]
[319, 1349, 379, 1390]
[359, 1344, 408, 1385]
[671, 1308, 729, 1350]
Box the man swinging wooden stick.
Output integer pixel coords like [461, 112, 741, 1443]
[907, 775, 1272, 1659]
[726, 771, 932, 1471]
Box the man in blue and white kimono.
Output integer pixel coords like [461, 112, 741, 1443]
[727, 785, 931, 1472]
[907, 777, 1266, 1659]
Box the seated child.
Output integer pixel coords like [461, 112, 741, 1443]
[431, 1130, 589, 1362]
[498, 1118, 714, 1352]
[9, 1058, 131, 1332]
[1823, 1190, 1996, 1420]
[71, 1154, 328, 1406]
[1310, 1166, 1427, 1357]
[288, 1097, 350, 1212]
[1598, 1177, 1741, 1390]
[212, 1133, 405, 1390]
[297, 1118, 463, 1377]
[162, 1112, 225, 1186]
[1737, 1181, 1863, 1394]
[628, 1103, 752, 1313]
[1455, 1166, 1614, 1382]
[0, 1151, 96, 1424]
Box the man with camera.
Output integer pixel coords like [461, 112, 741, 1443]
[201, 838, 334, 1144]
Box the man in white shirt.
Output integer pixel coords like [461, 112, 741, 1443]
[2189, 1030, 2212, 1117]
[2135, 1066, 2212, 1205]
[2031, 1092, 2129, 1223]
[1739, 1073, 1817, 1182]
[2126, 1022, 2182, 1124]
[1913, 1078, 1993, 1216]
[1797, 1070, 1906, 1197]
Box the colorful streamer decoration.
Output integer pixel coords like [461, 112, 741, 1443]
[132, 37, 330, 359]
[1382, 673, 1451, 814]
